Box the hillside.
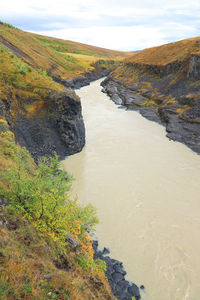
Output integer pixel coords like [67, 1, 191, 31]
[0, 42, 85, 161]
[125, 36, 200, 66]
[102, 36, 200, 154]
[0, 22, 140, 300]
[0, 19, 117, 293]
[0, 120, 113, 299]
[0, 22, 131, 81]
[0, 22, 131, 161]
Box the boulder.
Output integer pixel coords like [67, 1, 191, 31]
[66, 232, 79, 250]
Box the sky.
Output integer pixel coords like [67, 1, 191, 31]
[0, 0, 200, 51]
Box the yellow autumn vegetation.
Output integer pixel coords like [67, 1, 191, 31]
[0, 119, 112, 299]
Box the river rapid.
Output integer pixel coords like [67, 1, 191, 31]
[63, 78, 200, 300]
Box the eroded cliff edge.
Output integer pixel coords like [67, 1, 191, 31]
[101, 38, 200, 154]
[0, 90, 85, 161]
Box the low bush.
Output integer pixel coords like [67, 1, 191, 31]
[0, 150, 98, 246]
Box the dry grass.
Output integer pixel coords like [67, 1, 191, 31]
[109, 36, 200, 114]
[0, 44, 62, 96]
[0, 22, 131, 125]
[0, 23, 131, 79]
[0, 122, 113, 299]
[0, 43, 65, 122]
[176, 105, 190, 115]
[0, 206, 113, 300]
[125, 36, 200, 66]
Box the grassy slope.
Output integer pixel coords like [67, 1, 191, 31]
[0, 22, 131, 124]
[0, 43, 64, 119]
[0, 208, 111, 300]
[0, 120, 113, 299]
[0, 22, 131, 79]
[125, 36, 200, 65]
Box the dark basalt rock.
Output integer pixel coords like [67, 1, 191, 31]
[53, 60, 117, 90]
[0, 61, 118, 162]
[93, 239, 141, 300]
[101, 76, 200, 155]
[66, 232, 79, 250]
[128, 283, 141, 298]
[0, 90, 85, 162]
[103, 247, 110, 255]
[112, 272, 125, 283]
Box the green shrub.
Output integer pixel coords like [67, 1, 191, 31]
[19, 70, 26, 76]
[0, 151, 98, 245]
[76, 255, 106, 272]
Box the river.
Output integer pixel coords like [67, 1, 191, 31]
[63, 78, 200, 300]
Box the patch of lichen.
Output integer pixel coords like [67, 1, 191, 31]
[176, 105, 190, 116]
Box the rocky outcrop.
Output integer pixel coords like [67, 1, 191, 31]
[54, 60, 117, 89]
[0, 59, 117, 163]
[101, 77, 161, 123]
[0, 89, 85, 161]
[92, 238, 141, 300]
[159, 104, 200, 154]
[101, 75, 200, 154]
[126, 60, 184, 78]
[187, 55, 200, 79]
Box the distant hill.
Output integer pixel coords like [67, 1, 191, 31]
[0, 21, 131, 80]
[126, 36, 200, 65]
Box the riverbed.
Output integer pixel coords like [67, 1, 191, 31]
[63, 78, 200, 300]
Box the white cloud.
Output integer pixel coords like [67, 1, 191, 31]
[31, 26, 166, 51]
[30, 22, 199, 51]
[1, 0, 199, 19]
[1, 0, 200, 50]
[0, 0, 98, 20]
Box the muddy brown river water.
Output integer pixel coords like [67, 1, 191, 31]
[63, 78, 200, 300]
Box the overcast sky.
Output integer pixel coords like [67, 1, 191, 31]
[1, 0, 200, 51]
